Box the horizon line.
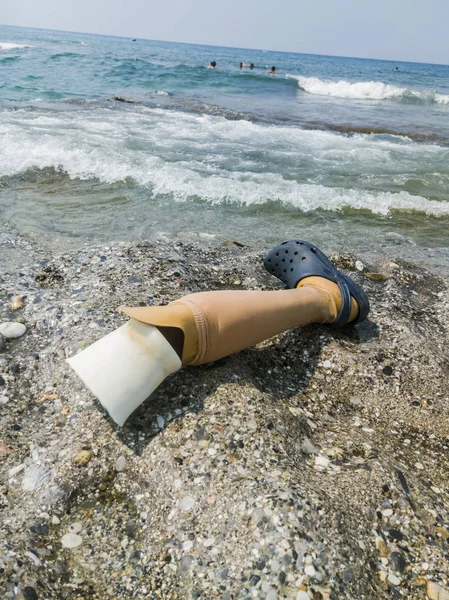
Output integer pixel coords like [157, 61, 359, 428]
[1, 22, 448, 67]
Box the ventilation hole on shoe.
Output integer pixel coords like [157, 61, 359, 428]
[283, 270, 287, 273]
[285, 250, 289, 254]
[275, 252, 279, 256]
[299, 242, 304, 245]
[290, 268, 294, 272]
[294, 251, 298, 255]
[275, 263, 279, 267]
[290, 259, 293, 263]
[281, 258, 285, 262]
[267, 258, 271, 263]
[296, 241, 300, 244]
[311, 247, 317, 253]
[302, 256, 306, 261]
[281, 241, 288, 245]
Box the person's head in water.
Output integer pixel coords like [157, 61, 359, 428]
[239, 62, 245, 69]
[249, 63, 255, 69]
[267, 66, 276, 75]
[209, 61, 216, 69]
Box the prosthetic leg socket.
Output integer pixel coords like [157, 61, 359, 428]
[67, 319, 182, 426]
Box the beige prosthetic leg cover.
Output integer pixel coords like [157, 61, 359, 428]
[67, 320, 182, 426]
[122, 286, 335, 366]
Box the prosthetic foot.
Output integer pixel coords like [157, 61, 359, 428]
[263, 240, 370, 327]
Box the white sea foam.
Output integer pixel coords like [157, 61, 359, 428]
[0, 42, 32, 51]
[0, 106, 448, 217]
[288, 75, 449, 105]
[435, 92, 449, 105]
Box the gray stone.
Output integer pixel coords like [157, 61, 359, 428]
[61, 533, 83, 548]
[180, 555, 194, 571]
[179, 495, 195, 512]
[22, 587, 38, 600]
[0, 322, 26, 339]
[390, 552, 406, 573]
[0, 333, 5, 352]
[115, 456, 126, 471]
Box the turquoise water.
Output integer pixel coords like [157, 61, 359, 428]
[1, 24, 449, 272]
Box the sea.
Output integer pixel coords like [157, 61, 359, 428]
[1, 24, 449, 273]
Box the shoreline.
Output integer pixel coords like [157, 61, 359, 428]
[1, 238, 448, 599]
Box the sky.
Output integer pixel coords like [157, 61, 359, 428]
[2, 0, 449, 64]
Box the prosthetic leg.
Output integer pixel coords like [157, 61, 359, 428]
[67, 241, 369, 425]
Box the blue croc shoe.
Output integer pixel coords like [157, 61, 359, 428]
[264, 240, 370, 328]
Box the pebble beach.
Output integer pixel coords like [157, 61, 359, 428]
[1, 237, 448, 599]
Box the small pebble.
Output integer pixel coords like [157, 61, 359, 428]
[115, 456, 126, 471]
[0, 322, 27, 339]
[73, 450, 92, 466]
[355, 260, 364, 271]
[301, 437, 318, 454]
[69, 522, 82, 534]
[315, 455, 330, 469]
[249, 574, 260, 586]
[179, 495, 195, 512]
[22, 587, 38, 600]
[390, 552, 406, 572]
[180, 555, 194, 571]
[271, 559, 280, 572]
[61, 533, 83, 548]
[297, 593, 309, 600]
[203, 537, 215, 547]
[10, 296, 24, 310]
[388, 572, 401, 586]
[157, 415, 165, 429]
[322, 360, 331, 369]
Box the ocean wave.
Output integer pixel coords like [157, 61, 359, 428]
[0, 56, 19, 64]
[0, 43, 32, 51]
[49, 52, 81, 60]
[1, 106, 448, 217]
[287, 75, 449, 105]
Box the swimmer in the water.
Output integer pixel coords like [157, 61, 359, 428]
[208, 61, 216, 69]
[249, 63, 255, 69]
[267, 66, 276, 75]
[239, 62, 247, 69]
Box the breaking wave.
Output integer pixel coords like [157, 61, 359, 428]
[288, 75, 449, 105]
[0, 42, 32, 51]
[1, 105, 448, 217]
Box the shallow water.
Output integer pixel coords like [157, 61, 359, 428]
[1, 25, 449, 273]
